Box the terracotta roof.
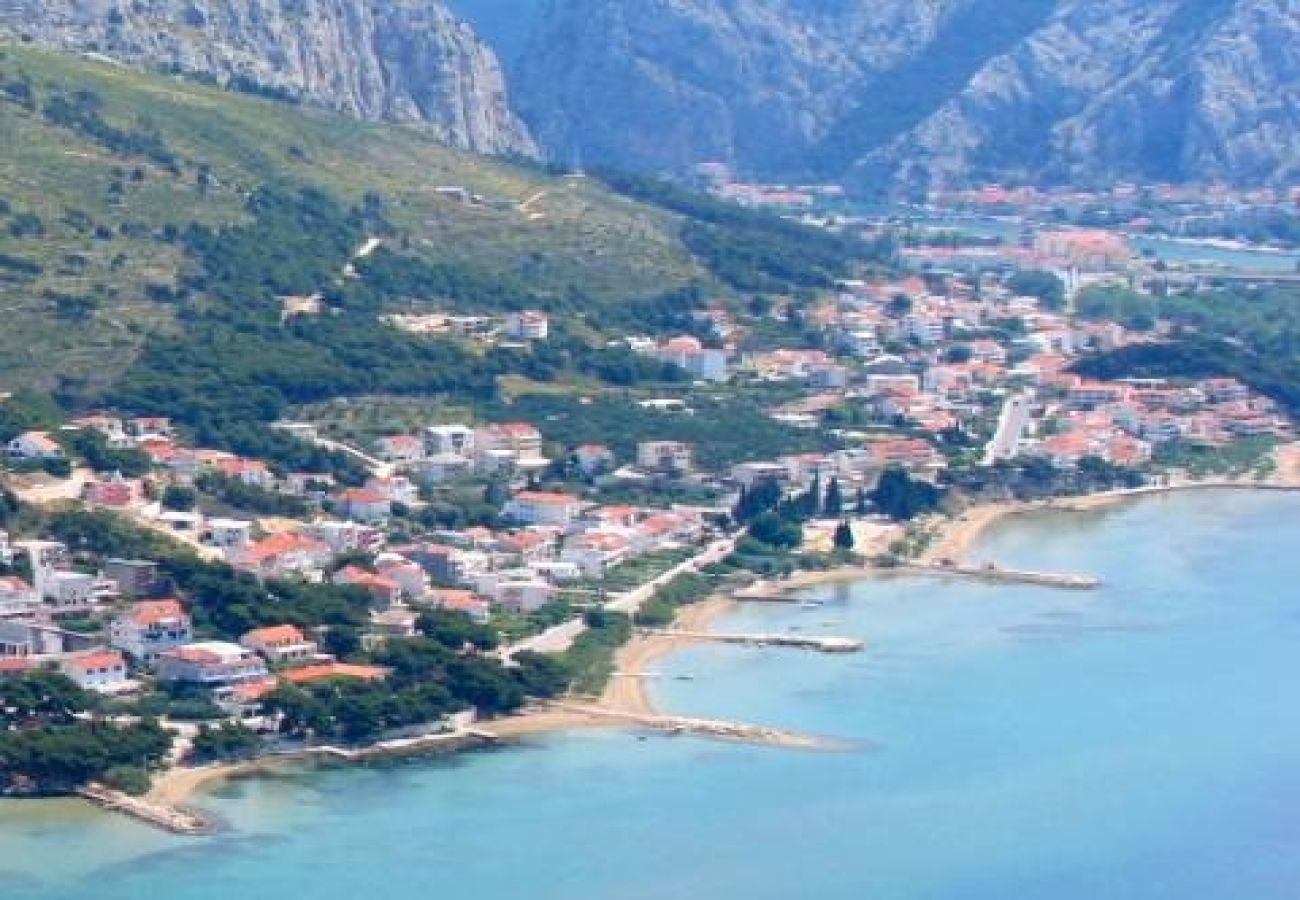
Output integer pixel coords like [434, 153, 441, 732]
[128, 599, 187, 627]
[282, 663, 388, 684]
[243, 625, 307, 646]
[512, 491, 580, 506]
[65, 650, 125, 672]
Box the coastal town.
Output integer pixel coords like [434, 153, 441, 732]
[2, 191, 1298, 831]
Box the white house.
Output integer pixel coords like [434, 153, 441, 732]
[424, 424, 476, 457]
[636, 441, 693, 474]
[60, 650, 131, 694]
[7, 431, 64, 460]
[241, 625, 318, 665]
[505, 310, 549, 341]
[109, 599, 193, 663]
[473, 572, 555, 612]
[157, 642, 269, 686]
[503, 491, 582, 526]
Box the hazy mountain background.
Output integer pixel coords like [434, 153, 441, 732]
[3, 0, 1298, 191]
[457, 0, 1300, 193]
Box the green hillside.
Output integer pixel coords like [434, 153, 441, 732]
[0, 43, 873, 478]
[0, 43, 712, 390]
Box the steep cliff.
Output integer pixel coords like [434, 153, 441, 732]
[859, 0, 1300, 191]
[0, 0, 535, 156]
[485, 0, 1297, 190]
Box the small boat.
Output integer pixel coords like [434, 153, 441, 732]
[799, 600, 824, 609]
[673, 674, 696, 682]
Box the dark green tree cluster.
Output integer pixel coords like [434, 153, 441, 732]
[1007, 270, 1067, 310]
[870, 467, 943, 521]
[594, 170, 878, 292]
[189, 721, 261, 763]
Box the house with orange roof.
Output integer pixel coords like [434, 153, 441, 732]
[157, 641, 269, 686]
[232, 532, 333, 579]
[375, 434, 425, 463]
[241, 624, 319, 665]
[109, 599, 192, 662]
[334, 487, 392, 523]
[59, 649, 131, 693]
[215, 457, 276, 489]
[333, 566, 403, 608]
[430, 589, 491, 623]
[7, 431, 64, 461]
[562, 530, 633, 577]
[281, 662, 389, 685]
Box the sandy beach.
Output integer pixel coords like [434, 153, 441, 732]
[600, 594, 737, 715]
[146, 465, 1300, 810]
[145, 594, 741, 808]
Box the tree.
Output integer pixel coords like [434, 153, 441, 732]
[161, 485, 198, 512]
[1007, 270, 1066, 310]
[870, 467, 942, 522]
[748, 511, 803, 550]
[886, 294, 914, 318]
[823, 477, 844, 517]
[733, 478, 783, 523]
[833, 520, 856, 552]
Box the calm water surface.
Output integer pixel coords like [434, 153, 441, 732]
[3, 489, 1299, 899]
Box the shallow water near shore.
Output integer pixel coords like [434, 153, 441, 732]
[5, 488, 1300, 899]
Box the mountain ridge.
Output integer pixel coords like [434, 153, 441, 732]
[0, 0, 535, 157]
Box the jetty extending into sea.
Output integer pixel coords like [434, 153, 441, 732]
[79, 784, 215, 836]
[638, 628, 864, 653]
[552, 703, 846, 751]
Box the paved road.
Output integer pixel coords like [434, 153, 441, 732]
[505, 536, 738, 659]
[310, 436, 393, 479]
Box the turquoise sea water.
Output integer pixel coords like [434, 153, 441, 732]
[4, 489, 1300, 899]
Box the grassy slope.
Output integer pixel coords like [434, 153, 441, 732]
[0, 43, 709, 390]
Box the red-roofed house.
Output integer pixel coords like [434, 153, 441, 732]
[60, 650, 131, 693]
[7, 431, 64, 461]
[157, 641, 269, 686]
[431, 589, 491, 623]
[215, 458, 276, 489]
[282, 662, 389, 685]
[109, 599, 192, 662]
[241, 625, 318, 665]
[333, 566, 404, 608]
[334, 488, 392, 523]
[233, 532, 333, 579]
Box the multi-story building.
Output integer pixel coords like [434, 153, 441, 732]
[109, 599, 193, 663]
[156, 642, 269, 687]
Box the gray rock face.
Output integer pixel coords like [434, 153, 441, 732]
[0, 0, 536, 156]
[507, 0, 959, 175]
[862, 0, 1300, 192]
[487, 0, 1297, 190]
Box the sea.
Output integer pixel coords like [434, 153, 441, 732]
[3, 488, 1300, 900]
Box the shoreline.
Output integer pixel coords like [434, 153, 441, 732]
[145, 594, 742, 810]
[130, 475, 1300, 815]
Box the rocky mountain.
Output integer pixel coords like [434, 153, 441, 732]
[0, 0, 535, 156]
[460, 0, 1298, 191]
